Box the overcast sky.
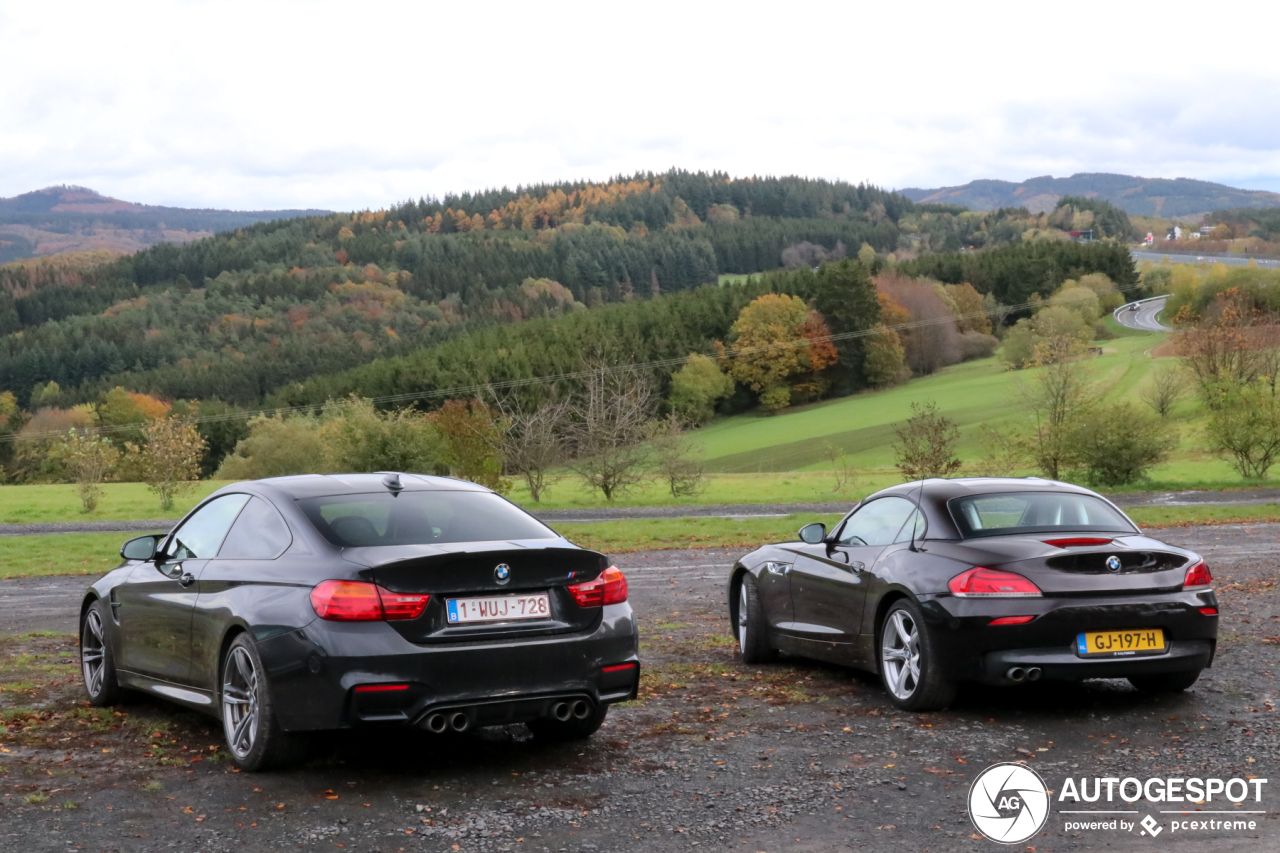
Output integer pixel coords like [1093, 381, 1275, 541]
[2, 0, 1278, 211]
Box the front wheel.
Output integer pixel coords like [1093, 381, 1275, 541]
[736, 574, 777, 664]
[878, 598, 956, 712]
[81, 600, 124, 706]
[221, 634, 307, 771]
[1128, 669, 1202, 693]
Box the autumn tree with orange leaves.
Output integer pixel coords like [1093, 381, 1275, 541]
[720, 294, 838, 413]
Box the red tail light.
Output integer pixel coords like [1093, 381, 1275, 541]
[1198, 606, 1218, 616]
[948, 567, 1042, 597]
[310, 580, 429, 622]
[568, 566, 628, 607]
[378, 589, 431, 621]
[1183, 560, 1212, 590]
[1043, 537, 1113, 548]
[354, 684, 409, 693]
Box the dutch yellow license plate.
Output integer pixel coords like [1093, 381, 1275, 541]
[1077, 629, 1166, 657]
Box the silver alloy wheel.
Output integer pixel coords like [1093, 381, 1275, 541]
[81, 610, 106, 697]
[738, 582, 749, 653]
[222, 646, 260, 760]
[881, 609, 921, 700]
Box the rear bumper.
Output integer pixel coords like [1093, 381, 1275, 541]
[979, 639, 1214, 685]
[918, 589, 1218, 685]
[257, 603, 639, 731]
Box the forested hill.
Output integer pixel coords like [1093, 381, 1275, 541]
[0, 170, 1129, 413]
[901, 173, 1280, 218]
[0, 186, 329, 264]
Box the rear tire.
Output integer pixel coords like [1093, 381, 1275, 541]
[878, 598, 957, 712]
[220, 634, 309, 771]
[81, 600, 123, 707]
[1128, 669, 1202, 693]
[736, 574, 777, 664]
[529, 702, 608, 741]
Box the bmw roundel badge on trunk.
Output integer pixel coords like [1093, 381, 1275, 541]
[495, 563, 511, 584]
[1106, 555, 1122, 572]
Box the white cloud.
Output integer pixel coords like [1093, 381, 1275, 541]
[1, 0, 1278, 209]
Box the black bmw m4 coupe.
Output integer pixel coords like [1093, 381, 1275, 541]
[728, 478, 1218, 711]
[79, 473, 639, 770]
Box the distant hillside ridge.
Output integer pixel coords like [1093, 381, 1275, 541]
[900, 173, 1280, 218]
[0, 186, 330, 264]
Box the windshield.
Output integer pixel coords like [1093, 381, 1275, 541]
[299, 491, 558, 547]
[949, 492, 1136, 538]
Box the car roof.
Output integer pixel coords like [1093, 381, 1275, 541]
[875, 477, 1100, 504]
[863, 478, 1112, 539]
[244, 473, 490, 501]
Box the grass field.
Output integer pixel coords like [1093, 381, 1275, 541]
[4, 504, 1279, 580]
[695, 332, 1181, 473]
[0, 482, 221, 525]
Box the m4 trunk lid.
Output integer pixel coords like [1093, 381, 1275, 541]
[342, 541, 609, 643]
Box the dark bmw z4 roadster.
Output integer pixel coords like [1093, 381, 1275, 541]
[728, 478, 1218, 711]
[78, 473, 639, 770]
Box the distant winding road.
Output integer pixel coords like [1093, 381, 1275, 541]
[1115, 295, 1171, 332]
[1131, 249, 1280, 269]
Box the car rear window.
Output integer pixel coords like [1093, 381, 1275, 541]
[949, 492, 1136, 538]
[298, 491, 557, 547]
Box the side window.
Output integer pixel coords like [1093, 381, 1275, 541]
[169, 494, 251, 559]
[838, 497, 916, 547]
[218, 497, 293, 559]
[893, 508, 926, 544]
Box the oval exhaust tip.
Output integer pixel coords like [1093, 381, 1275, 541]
[1006, 666, 1026, 683]
[449, 711, 470, 732]
[571, 700, 591, 719]
[425, 713, 447, 734]
[1026, 667, 1042, 682]
[552, 702, 571, 721]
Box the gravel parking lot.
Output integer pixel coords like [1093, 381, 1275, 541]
[1, 525, 1277, 852]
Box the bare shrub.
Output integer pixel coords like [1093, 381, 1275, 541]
[822, 442, 858, 493]
[647, 414, 705, 498]
[1141, 368, 1185, 417]
[489, 395, 569, 502]
[567, 365, 657, 501]
[893, 401, 962, 480]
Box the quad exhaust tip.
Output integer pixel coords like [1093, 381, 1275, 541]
[425, 713, 447, 734]
[571, 700, 591, 720]
[551, 701, 572, 722]
[449, 711, 470, 732]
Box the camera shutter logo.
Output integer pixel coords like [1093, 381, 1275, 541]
[494, 563, 511, 585]
[968, 762, 1051, 844]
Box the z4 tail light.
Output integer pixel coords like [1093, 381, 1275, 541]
[310, 580, 429, 621]
[568, 566, 628, 607]
[1183, 560, 1212, 590]
[948, 567, 1042, 597]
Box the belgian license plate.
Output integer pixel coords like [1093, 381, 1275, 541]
[1077, 628, 1166, 657]
[446, 593, 550, 624]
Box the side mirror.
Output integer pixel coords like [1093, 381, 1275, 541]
[798, 523, 827, 545]
[120, 534, 161, 562]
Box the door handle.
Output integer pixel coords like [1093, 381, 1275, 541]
[178, 573, 196, 588]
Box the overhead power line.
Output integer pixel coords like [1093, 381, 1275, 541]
[1, 280, 1153, 444]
